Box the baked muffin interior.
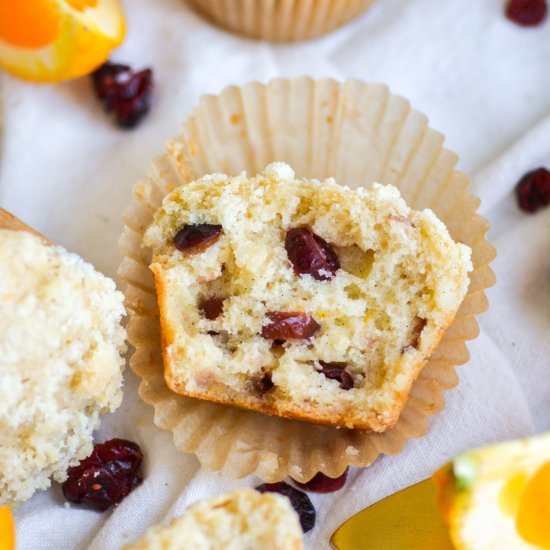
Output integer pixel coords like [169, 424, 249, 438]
[144, 163, 471, 431]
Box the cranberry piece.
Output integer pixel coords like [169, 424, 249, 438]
[62, 439, 142, 511]
[409, 317, 427, 350]
[292, 467, 349, 493]
[261, 311, 320, 340]
[318, 362, 354, 390]
[252, 372, 274, 394]
[506, 0, 547, 26]
[256, 482, 316, 533]
[285, 227, 340, 281]
[173, 224, 223, 254]
[199, 296, 225, 320]
[91, 62, 154, 129]
[515, 168, 550, 213]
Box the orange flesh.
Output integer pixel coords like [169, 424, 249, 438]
[516, 461, 550, 549]
[499, 470, 528, 517]
[0, 0, 61, 48]
[66, 0, 99, 10]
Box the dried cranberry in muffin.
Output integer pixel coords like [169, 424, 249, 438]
[256, 482, 316, 533]
[318, 362, 354, 390]
[199, 296, 225, 320]
[261, 311, 320, 340]
[174, 224, 223, 254]
[62, 438, 142, 511]
[285, 227, 340, 281]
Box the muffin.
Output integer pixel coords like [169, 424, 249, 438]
[186, 0, 375, 42]
[122, 488, 303, 550]
[0, 230, 126, 506]
[143, 162, 472, 432]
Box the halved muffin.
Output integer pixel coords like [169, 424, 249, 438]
[144, 163, 471, 431]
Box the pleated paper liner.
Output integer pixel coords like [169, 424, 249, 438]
[186, 0, 375, 42]
[118, 78, 496, 483]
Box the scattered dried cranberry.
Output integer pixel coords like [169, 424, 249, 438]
[285, 227, 340, 281]
[62, 438, 142, 511]
[506, 0, 547, 26]
[261, 311, 320, 340]
[256, 482, 316, 533]
[173, 224, 223, 254]
[199, 296, 225, 320]
[92, 62, 153, 128]
[318, 362, 354, 390]
[515, 167, 550, 212]
[292, 467, 349, 493]
[252, 372, 274, 394]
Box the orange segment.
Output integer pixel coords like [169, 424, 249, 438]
[0, 0, 61, 49]
[516, 461, 550, 549]
[0, 0, 125, 82]
[0, 506, 15, 550]
[66, 0, 99, 10]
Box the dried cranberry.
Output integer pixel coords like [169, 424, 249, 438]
[409, 317, 427, 350]
[261, 311, 320, 340]
[292, 467, 349, 493]
[318, 362, 354, 390]
[285, 227, 340, 281]
[62, 439, 142, 511]
[252, 372, 274, 394]
[256, 482, 316, 533]
[515, 168, 550, 213]
[199, 296, 225, 320]
[173, 224, 223, 254]
[91, 62, 153, 129]
[506, 0, 547, 26]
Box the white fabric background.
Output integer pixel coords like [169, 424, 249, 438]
[2, 0, 549, 548]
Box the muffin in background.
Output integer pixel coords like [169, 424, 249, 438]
[122, 488, 303, 550]
[186, 0, 375, 42]
[0, 230, 127, 506]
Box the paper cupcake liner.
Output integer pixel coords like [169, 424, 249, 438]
[118, 78, 496, 482]
[186, 0, 375, 42]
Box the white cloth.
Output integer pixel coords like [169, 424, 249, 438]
[2, 0, 549, 547]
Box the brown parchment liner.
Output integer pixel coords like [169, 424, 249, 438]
[186, 0, 374, 42]
[118, 78, 496, 482]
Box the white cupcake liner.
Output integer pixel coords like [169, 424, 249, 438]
[118, 78, 496, 482]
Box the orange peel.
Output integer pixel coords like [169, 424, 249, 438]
[0, 506, 15, 550]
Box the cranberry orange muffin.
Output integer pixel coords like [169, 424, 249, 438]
[0, 230, 126, 506]
[144, 163, 472, 432]
[122, 488, 303, 550]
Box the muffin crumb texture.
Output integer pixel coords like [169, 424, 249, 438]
[0, 230, 126, 506]
[144, 163, 472, 431]
[122, 488, 303, 550]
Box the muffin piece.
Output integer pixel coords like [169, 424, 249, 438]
[0, 230, 126, 506]
[144, 162, 472, 431]
[122, 488, 303, 550]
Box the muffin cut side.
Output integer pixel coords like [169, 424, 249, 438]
[144, 163, 472, 432]
[0, 230, 126, 506]
[122, 488, 303, 550]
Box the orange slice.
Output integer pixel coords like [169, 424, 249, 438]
[0, 0, 125, 83]
[0, 507, 15, 550]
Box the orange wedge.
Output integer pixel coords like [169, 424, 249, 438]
[0, 0, 125, 83]
[0, 507, 15, 550]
